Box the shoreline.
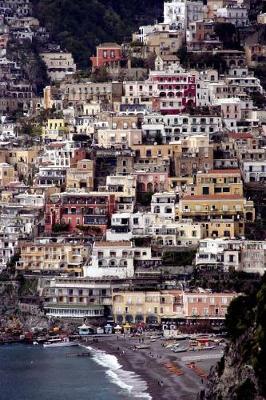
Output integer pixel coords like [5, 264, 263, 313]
[81, 336, 208, 400]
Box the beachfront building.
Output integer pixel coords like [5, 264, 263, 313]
[112, 289, 237, 324]
[182, 291, 237, 319]
[42, 277, 115, 319]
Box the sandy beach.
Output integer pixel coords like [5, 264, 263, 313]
[81, 335, 222, 400]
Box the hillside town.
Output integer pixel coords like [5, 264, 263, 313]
[0, 0, 265, 346]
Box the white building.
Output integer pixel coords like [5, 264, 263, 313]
[0, 233, 18, 272]
[14, 193, 45, 208]
[242, 161, 266, 183]
[164, 0, 203, 30]
[196, 238, 266, 275]
[151, 192, 176, 219]
[133, 25, 155, 44]
[106, 213, 132, 241]
[216, 5, 249, 27]
[84, 241, 135, 279]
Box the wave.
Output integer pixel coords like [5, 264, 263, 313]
[85, 345, 152, 399]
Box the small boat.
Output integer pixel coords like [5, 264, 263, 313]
[43, 337, 78, 348]
[172, 346, 189, 353]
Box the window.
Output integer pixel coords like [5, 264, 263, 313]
[202, 187, 209, 195]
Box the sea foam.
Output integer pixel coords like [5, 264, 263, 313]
[86, 346, 152, 399]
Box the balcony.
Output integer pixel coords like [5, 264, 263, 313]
[84, 216, 108, 225]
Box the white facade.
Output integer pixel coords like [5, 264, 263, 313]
[84, 241, 135, 279]
[134, 25, 155, 43]
[0, 234, 18, 272]
[164, 0, 187, 28]
[15, 193, 45, 208]
[216, 6, 249, 27]
[151, 192, 176, 219]
[164, 0, 203, 29]
[196, 239, 266, 275]
[242, 161, 266, 183]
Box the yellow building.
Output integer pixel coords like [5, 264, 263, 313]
[112, 290, 182, 324]
[177, 194, 255, 222]
[66, 159, 94, 191]
[7, 147, 40, 166]
[194, 169, 243, 196]
[201, 219, 245, 238]
[16, 242, 89, 275]
[0, 163, 16, 186]
[42, 119, 67, 141]
[132, 144, 172, 172]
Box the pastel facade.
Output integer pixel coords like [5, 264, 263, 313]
[90, 43, 122, 70]
[97, 128, 142, 148]
[66, 159, 94, 191]
[0, 163, 16, 186]
[45, 192, 116, 233]
[178, 194, 255, 222]
[194, 169, 243, 196]
[41, 52, 76, 81]
[16, 241, 89, 275]
[112, 289, 236, 323]
[196, 239, 266, 275]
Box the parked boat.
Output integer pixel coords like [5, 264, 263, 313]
[172, 346, 189, 353]
[43, 337, 78, 348]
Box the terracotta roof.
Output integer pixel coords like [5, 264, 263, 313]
[94, 241, 132, 247]
[183, 195, 243, 200]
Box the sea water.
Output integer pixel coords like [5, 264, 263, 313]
[0, 344, 151, 400]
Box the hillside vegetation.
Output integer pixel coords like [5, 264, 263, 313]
[32, 0, 163, 68]
[205, 274, 266, 399]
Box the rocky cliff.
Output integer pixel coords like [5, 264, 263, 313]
[203, 276, 266, 400]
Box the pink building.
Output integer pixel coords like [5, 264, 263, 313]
[134, 172, 169, 193]
[149, 69, 197, 115]
[183, 292, 237, 319]
[90, 42, 123, 70]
